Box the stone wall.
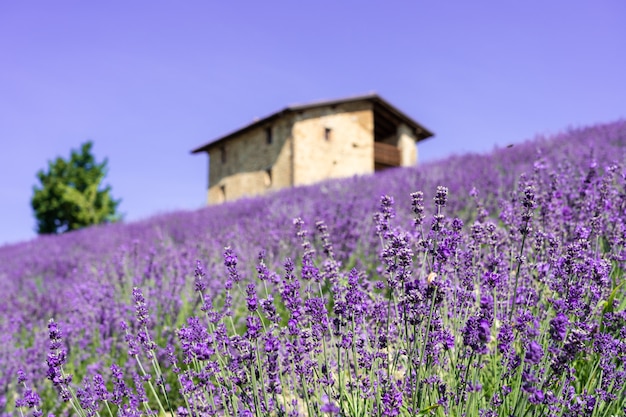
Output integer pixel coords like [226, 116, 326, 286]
[205, 101, 418, 204]
[292, 102, 374, 186]
[207, 117, 293, 204]
[397, 123, 418, 166]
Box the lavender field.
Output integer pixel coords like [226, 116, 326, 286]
[2, 121, 626, 417]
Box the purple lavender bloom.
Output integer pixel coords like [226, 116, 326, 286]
[132, 287, 149, 327]
[92, 373, 110, 402]
[260, 295, 280, 324]
[223, 246, 240, 283]
[15, 389, 41, 409]
[522, 185, 536, 210]
[525, 340, 544, 364]
[121, 321, 141, 356]
[256, 251, 271, 281]
[316, 220, 335, 259]
[382, 383, 403, 416]
[497, 322, 515, 355]
[178, 316, 215, 362]
[264, 334, 281, 394]
[434, 186, 449, 207]
[411, 191, 425, 227]
[304, 296, 329, 339]
[193, 259, 207, 293]
[137, 329, 157, 358]
[176, 406, 190, 416]
[245, 315, 262, 340]
[47, 319, 62, 350]
[132, 373, 149, 404]
[374, 195, 395, 238]
[46, 319, 72, 401]
[463, 316, 490, 354]
[528, 388, 545, 405]
[550, 312, 569, 342]
[479, 294, 494, 323]
[110, 364, 129, 406]
[380, 231, 413, 289]
[321, 400, 340, 414]
[165, 345, 181, 374]
[76, 382, 98, 414]
[431, 213, 445, 232]
[245, 283, 258, 312]
[281, 258, 302, 318]
[17, 369, 26, 384]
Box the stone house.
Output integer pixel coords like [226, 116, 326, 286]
[191, 94, 433, 204]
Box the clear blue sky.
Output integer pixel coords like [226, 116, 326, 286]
[1, 1, 625, 246]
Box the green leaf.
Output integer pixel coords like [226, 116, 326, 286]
[602, 281, 624, 316]
[417, 404, 441, 415]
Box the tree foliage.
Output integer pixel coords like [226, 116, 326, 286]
[31, 141, 121, 234]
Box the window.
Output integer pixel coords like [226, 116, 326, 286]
[264, 168, 272, 187]
[221, 146, 226, 163]
[324, 127, 332, 141]
[265, 127, 273, 145]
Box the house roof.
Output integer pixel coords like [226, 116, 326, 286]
[190, 93, 434, 154]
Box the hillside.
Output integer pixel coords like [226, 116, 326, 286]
[2, 120, 626, 416]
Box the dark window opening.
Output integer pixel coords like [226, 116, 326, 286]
[266, 127, 273, 145]
[324, 127, 332, 141]
[221, 146, 226, 163]
[265, 169, 272, 187]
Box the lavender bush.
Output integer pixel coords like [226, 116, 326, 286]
[2, 120, 626, 416]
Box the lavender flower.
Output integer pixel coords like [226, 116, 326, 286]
[382, 382, 403, 416]
[15, 389, 41, 409]
[223, 246, 240, 283]
[6, 120, 626, 417]
[46, 319, 72, 402]
[549, 312, 569, 342]
[132, 287, 149, 327]
[434, 186, 448, 207]
[525, 340, 544, 364]
[462, 316, 491, 354]
[374, 195, 395, 238]
[245, 283, 258, 312]
[410, 191, 425, 227]
[194, 259, 207, 293]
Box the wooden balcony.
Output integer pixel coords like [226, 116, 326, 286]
[374, 141, 401, 168]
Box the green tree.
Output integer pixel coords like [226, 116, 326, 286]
[31, 141, 121, 234]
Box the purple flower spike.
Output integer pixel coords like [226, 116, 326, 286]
[15, 389, 41, 409]
[525, 340, 544, 364]
[132, 287, 149, 327]
[246, 283, 258, 312]
[434, 186, 449, 207]
[17, 369, 26, 384]
[46, 319, 72, 402]
[194, 260, 207, 293]
[411, 191, 425, 227]
[321, 400, 340, 414]
[374, 195, 395, 238]
[550, 313, 569, 342]
[528, 388, 544, 404]
[223, 246, 240, 283]
[245, 315, 262, 340]
[463, 316, 490, 354]
[382, 383, 403, 416]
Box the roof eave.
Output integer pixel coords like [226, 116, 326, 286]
[369, 96, 434, 142]
[190, 110, 288, 154]
[190, 93, 435, 153]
